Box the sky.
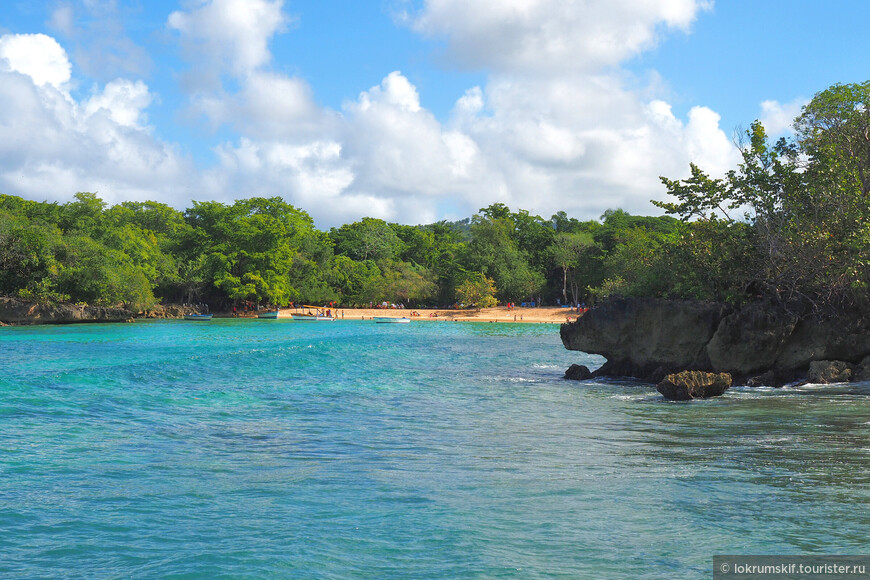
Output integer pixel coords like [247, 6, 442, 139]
[1, 1, 869, 229]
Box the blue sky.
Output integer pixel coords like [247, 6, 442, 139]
[0, 1, 868, 228]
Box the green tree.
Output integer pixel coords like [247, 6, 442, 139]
[328, 256, 383, 305]
[185, 197, 321, 306]
[455, 271, 498, 309]
[0, 211, 68, 302]
[464, 214, 544, 302]
[331, 217, 403, 263]
[550, 231, 593, 304]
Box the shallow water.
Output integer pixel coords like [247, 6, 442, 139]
[1, 320, 868, 578]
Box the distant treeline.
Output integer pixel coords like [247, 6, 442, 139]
[3, 80, 869, 316]
[0, 189, 680, 310]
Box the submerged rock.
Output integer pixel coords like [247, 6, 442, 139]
[656, 371, 732, 401]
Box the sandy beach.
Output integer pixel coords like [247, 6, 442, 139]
[252, 305, 585, 324]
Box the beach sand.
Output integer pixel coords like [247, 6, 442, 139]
[260, 306, 584, 324]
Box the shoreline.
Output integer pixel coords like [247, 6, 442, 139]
[0, 296, 584, 326]
[227, 306, 582, 324]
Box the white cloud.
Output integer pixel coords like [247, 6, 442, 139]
[0, 33, 71, 89]
[355, 71, 422, 113]
[0, 34, 193, 208]
[168, 0, 289, 83]
[759, 98, 806, 135]
[47, 2, 152, 80]
[156, 0, 738, 226]
[409, 0, 711, 73]
[190, 71, 336, 141]
[84, 79, 153, 128]
[0, 3, 749, 230]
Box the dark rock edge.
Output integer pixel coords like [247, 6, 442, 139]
[560, 297, 870, 388]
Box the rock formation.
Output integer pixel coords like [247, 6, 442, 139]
[656, 371, 732, 400]
[563, 364, 592, 381]
[0, 297, 204, 325]
[0, 297, 135, 325]
[561, 297, 870, 386]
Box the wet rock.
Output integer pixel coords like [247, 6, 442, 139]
[564, 364, 592, 381]
[560, 296, 870, 381]
[806, 360, 853, 384]
[656, 370, 732, 401]
[745, 370, 777, 387]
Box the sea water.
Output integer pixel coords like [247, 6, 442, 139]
[1, 319, 868, 578]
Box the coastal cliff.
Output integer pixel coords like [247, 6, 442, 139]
[561, 297, 870, 385]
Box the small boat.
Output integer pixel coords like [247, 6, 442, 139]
[257, 310, 280, 319]
[183, 313, 213, 321]
[291, 313, 336, 322]
[291, 305, 337, 321]
[373, 317, 411, 323]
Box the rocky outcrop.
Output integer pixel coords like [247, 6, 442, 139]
[561, 297, 870, 385]
[560, 297, 726, 379]
[0, 297, 211, 325]
[0, 297, 136, 325]
[806, 360, 853, 384]
[138, 304, 202, 319]
[656, 371, 732, 400]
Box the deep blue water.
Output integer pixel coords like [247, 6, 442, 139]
[1, 319, 868, 578]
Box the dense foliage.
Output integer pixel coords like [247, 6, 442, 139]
[2, 80, 868, 316]
[0, 187, 681, 310]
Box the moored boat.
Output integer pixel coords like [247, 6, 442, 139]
[373, 317, 410, 323]
[291, 313, 336, 321]
[257, 310, 280, 319]
[291, 305, 337, 321]
[183, 313, 213, 321]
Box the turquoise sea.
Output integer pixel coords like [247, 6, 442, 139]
[1, 319, 869, 578]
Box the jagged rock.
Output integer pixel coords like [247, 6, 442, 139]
[806, 360, 853, 384]
[561, 296, 870, 382]
[656, 371, 732, 401]
[745, 371, 777, 387]
[564, 364, 592, 381]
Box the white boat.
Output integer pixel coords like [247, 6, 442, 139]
[291, 314, 336, 321]
[183, 313, 213, 321]
[257, 310, 280, 319]
[373, 316, 410, 323]
[291, 305, 337, 321]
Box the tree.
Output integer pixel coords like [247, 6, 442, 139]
[327, 256, 383, 305]
[794, 81, 870, 197]
[331, 217, 403, 263]
[550, 232, 593, 304]
[455, 272, 498, 309]
[184, 197, 322, 307]
[464, 214, 544, 302]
